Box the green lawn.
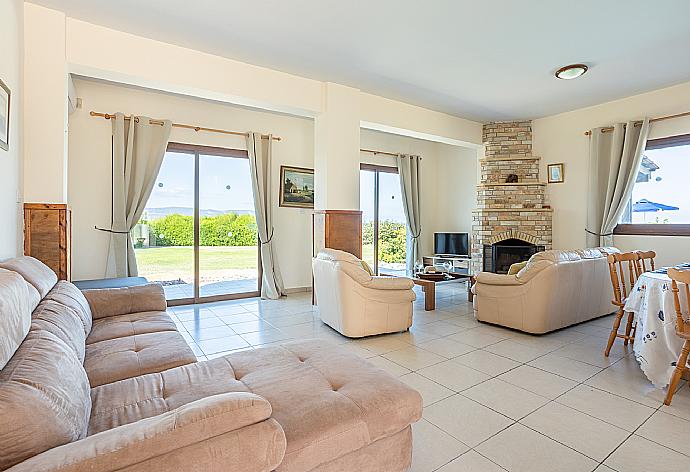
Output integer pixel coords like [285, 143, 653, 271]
[135, 246, 258, 280]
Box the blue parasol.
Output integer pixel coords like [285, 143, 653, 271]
[633, 199, 679, 212]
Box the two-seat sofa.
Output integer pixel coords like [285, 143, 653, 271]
[0, 256, 422, 472]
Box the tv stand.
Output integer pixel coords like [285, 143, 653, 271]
[422, 254, 471, 274]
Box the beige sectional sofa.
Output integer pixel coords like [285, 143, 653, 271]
[0, 256, 422, 472]
[473, 248, 618, 334]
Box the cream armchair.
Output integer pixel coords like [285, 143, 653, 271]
[472, 247, 618, 334]
[312, 249, 415, 337]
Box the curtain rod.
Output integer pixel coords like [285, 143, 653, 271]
[584, 110, 690, 136]
[360, 148, 399, 157]
[90, 111, 282, 141]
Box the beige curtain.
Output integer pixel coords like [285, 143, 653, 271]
[396, 154, 422, 274]
[586, 118, 650, 247]
[247, 132, 285, 299]
[105, 113, 172, 278]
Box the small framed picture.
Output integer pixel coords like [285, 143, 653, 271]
[547, 163, 564, 183]
[279, 165, 315, 208]
[0, 79, 10, 152]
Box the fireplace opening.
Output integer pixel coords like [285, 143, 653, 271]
[483, 238, 545, 274]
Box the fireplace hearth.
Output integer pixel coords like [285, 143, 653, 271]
[483, 238, 544, 274]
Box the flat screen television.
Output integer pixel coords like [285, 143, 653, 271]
[434, 232, 469, 257]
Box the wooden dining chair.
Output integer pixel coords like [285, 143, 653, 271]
[635, 250, 657, 276]
[605, 252, 640, 357]
[664, 268, 690, 406]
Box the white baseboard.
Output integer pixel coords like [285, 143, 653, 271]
[284, 286, 312, 294]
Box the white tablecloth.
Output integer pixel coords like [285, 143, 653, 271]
[624, 271, 689, 388]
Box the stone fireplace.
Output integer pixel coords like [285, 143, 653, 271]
[472, 121, 552, 273]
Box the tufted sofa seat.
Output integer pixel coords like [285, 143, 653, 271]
[1, 256, 422, 472]
[473, 247, 619, 333]
[87, 340, 422, 472]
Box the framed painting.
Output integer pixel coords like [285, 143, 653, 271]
[0, 79, 10, 152]
[547, 163, 564, 184]
[280, 165, 314, 208]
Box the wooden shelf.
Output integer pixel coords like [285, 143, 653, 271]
[477, 181, 546, 187]
[480, 155, 540, 162]
[473, 207, 553, 213]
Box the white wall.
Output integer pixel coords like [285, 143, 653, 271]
[360, 129, 478, 257]
[23, 3, 483, 207]
[533, 81, 690, 266]
[0, 0, 23, 259]
[68, 78, 315, 288]
[67, 80, 479, 285]
[23, 4, 68, 203]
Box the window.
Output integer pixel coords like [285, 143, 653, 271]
[615, 134, 690, 236]
[360, 164, 407, 275]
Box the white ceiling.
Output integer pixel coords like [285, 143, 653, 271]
[30, 0, 690, 122]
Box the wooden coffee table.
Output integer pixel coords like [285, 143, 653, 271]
[382, 273, 475, 311]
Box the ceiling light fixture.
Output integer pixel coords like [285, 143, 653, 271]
[555, 64, 588, 80]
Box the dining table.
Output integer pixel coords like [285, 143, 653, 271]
[624, 265, 690, 388]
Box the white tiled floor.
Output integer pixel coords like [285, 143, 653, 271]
[168, 283, 690, 472]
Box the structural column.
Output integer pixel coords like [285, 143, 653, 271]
[313, 82, 361, 210]
[23, 3, 69, 203]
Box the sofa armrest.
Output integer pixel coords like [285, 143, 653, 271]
[339, 263, 414, 290]
[7, 392, 286, 472]
[365, 276, 415, 290]
[83, 283, 167, 319]
[475, 272, 523, 286]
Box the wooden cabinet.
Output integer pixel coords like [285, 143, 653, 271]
[312, 210, 362, 258]
[312, 210, 362, 304]
[23, 203, 71, 280]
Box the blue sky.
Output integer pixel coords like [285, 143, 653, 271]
[147, 152, 255, 213]
[360, 170, 406, 224]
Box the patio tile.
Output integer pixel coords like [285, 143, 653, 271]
[476, 423, 597, 472]
[604, 435, 688, 472]
[410, 419, 469, 472]
[181, 316, 225, 331]
[196, 335, 250, 355]
[424, 394, 512, 447]
[188, 325, 236, 341]
[462, 378, 550, 420]
[417, 360, 490, 392]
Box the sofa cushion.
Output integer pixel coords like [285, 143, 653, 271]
[0, 269, 33, 370]
[83, 283, 167, 320]
[31, 300, 88, 363]
[88, 340, 422, 472]
[0, 330, 91, 471]
[87, 310, 178, 345]
[0, 256, 58, 299]
[84, 331, 197, 387]
[43, 281, 93, 335]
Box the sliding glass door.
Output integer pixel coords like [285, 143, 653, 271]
[133, 143, 260, 304]
[360, 164, 407, 275]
